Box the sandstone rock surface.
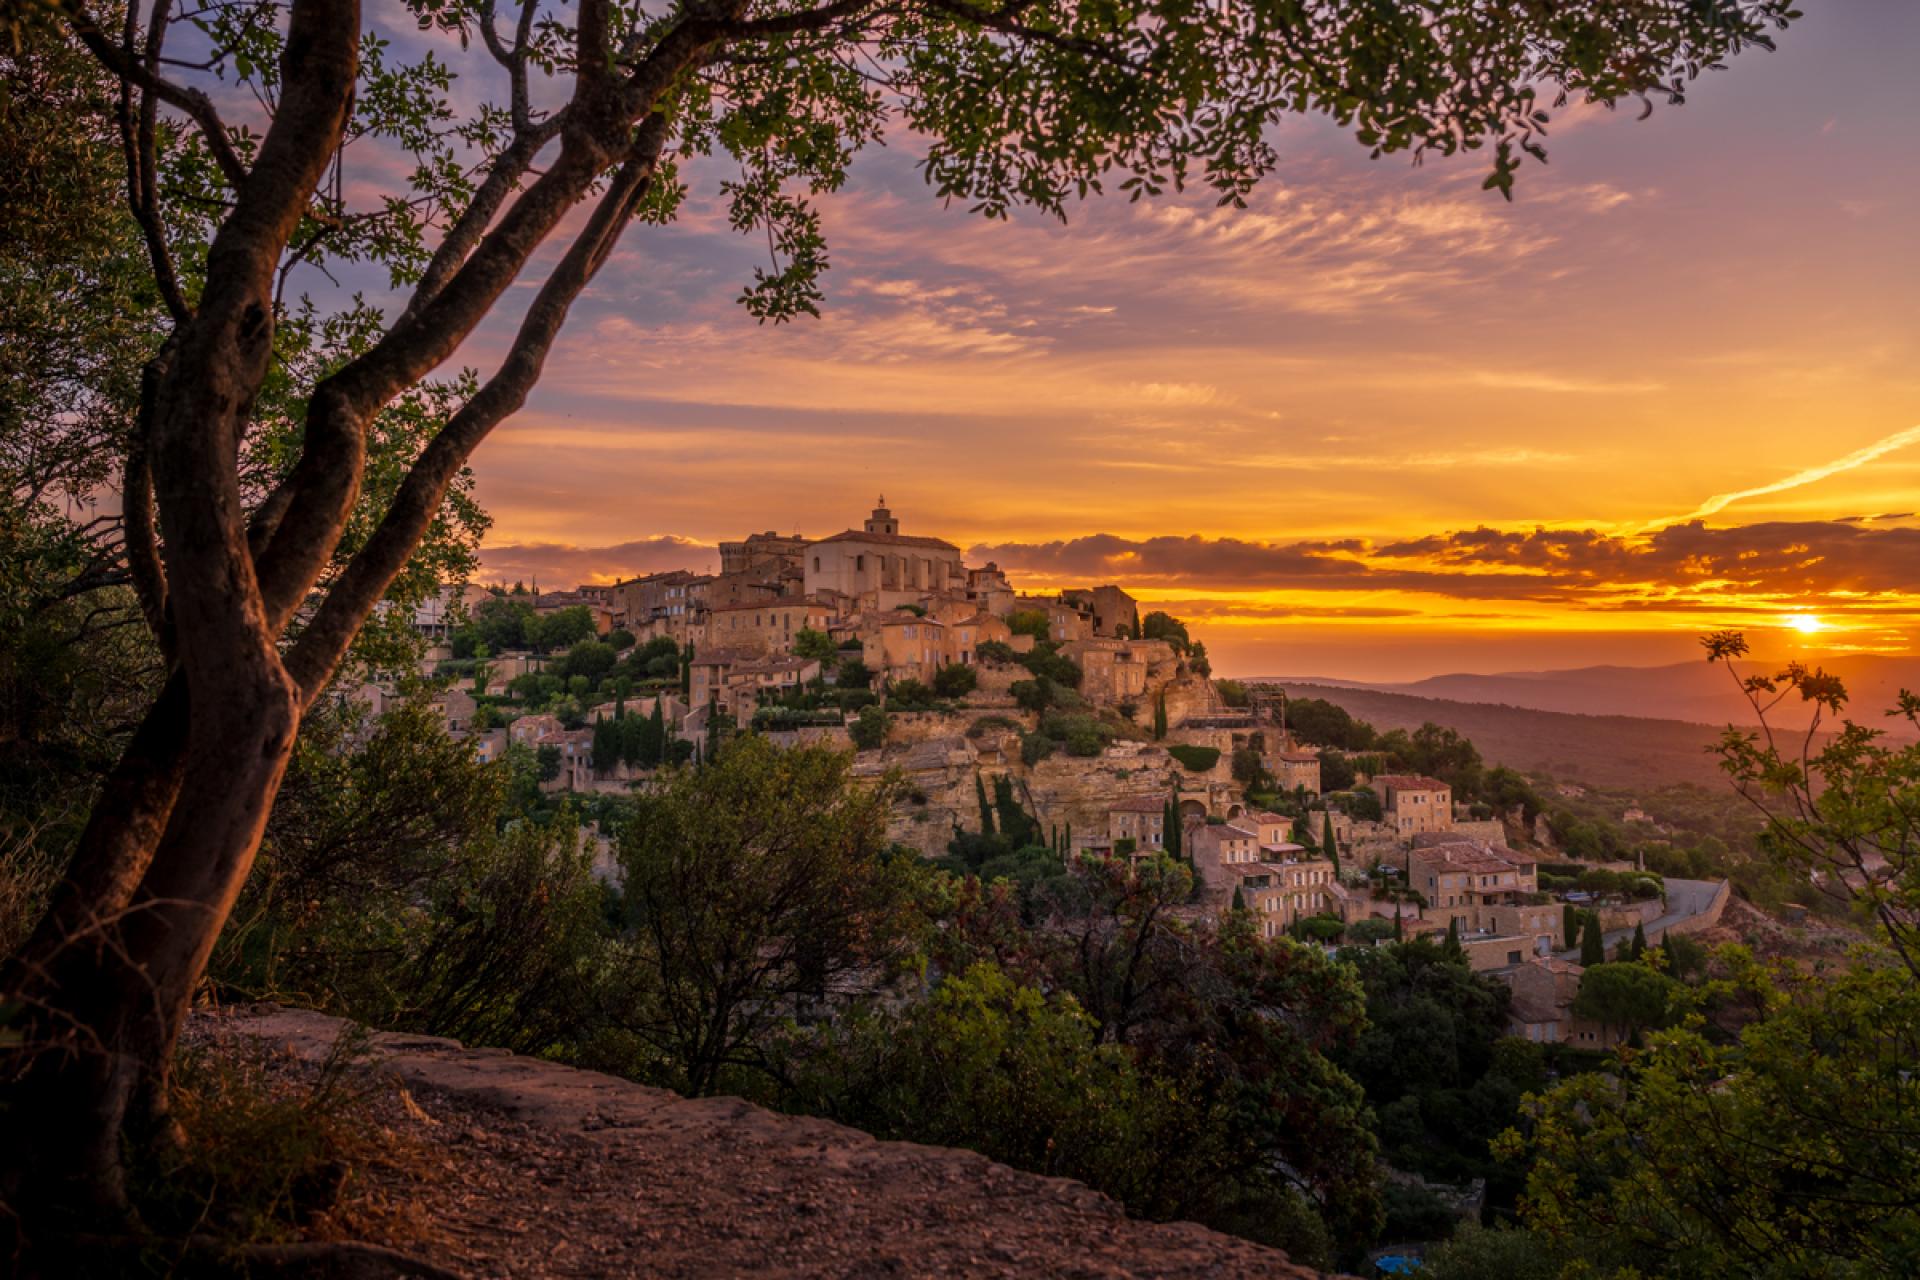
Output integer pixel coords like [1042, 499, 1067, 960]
[205, 1006, 1332, 1279]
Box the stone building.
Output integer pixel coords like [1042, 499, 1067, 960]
[802, 500, 965, 608]
[1371, 774, 1454, 838]
[703, 598, 835, 656]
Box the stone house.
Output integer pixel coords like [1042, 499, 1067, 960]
[1272, 749, 1323, 795]
[1107, 795, 1168, 853]
[1371, 774, 1454, 837]
[1498, 959, 1627, 1048]
[703, 598, 835, 656]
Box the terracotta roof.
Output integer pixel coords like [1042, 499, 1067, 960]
[1109, 795, 1168, 814]
[811, 529, 961, 552]
[1412, 845, 1523, 876]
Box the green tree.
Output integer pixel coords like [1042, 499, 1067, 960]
[1007, 609, 1051, 641]
[1570, 960, 1678, 1044]
[792, 627, 838, 663]
[1706, 631, 1920, 977]
[1511, 951, 1920, 1277]
[1630, 920, 1648, 960]
[1579, 913, 1606, 967]
[932, 662, 978, 699]
[1152, 690, 1168, 740]
[849, 703, 889, 751]
[1321, 813, 1340, 875]
[976, 773, 996, 838]
[612, 739, 920, 1096]
[1140, 611, 1190, 650]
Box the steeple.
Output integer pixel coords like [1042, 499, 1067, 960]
[864, 496, 898, 537]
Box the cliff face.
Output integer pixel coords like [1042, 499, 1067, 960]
[200, 1006, 1334, 1279]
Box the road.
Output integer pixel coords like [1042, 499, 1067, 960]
[1558, 877, 1724, 962]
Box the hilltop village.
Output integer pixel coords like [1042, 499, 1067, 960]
[380, 500, 1725, 1054]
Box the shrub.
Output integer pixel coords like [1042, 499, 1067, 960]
[932, 663, 978, 698]
[850, 703, 889, 750]
[1011, 678, 1055, 712]
[974, 639, 1019, 664]
[1007, 609, 1051, 640]
[886, 678, 939, 711]
[967, 714, 1021, 738]
[1065, 725, 1105, 757]
[1020, 732, 1055, 766]
[1166, 744, 1221, 772]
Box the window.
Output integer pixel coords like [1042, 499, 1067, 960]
[813, 557, 821, 571]
[856, 555, 864, 571]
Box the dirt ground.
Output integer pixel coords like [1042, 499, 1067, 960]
[188, 1006, 1329, 1280]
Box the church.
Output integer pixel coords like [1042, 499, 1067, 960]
[801, 498, 965, 610]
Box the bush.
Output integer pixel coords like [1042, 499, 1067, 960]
[932, 663, 978, 698]
[1011, 678, 1055, 712]
[1065, 725, 1105, 757]
[967, 714, 1021, 738]
[849, 703, 889, 750]
[1008, 610, 1051, 640]
[1020, 732, 1055, 766]
[974, 639, 1019, 665]
[1291, 915, 1345, 942]
[886, 678, 939, 710]
[1166, 744, 1221, 772]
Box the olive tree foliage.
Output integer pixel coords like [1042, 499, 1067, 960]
[4, 0, 1793, 1228]
[1508, 950, 1920, 1279]
[1704, 630, 1920, 977]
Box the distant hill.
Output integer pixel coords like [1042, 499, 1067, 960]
[1268, 682, 1745, 792]
[1263, 654, 1920, 732]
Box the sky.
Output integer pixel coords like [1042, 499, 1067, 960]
[436, 1, 1919, 681]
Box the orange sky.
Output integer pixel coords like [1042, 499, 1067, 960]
[457, 1, 1920, 680]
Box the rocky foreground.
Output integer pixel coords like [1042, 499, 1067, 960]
[199, 1007, 1330, 1279]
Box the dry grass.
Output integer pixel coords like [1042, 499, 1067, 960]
[120, 1020, 444, 1272]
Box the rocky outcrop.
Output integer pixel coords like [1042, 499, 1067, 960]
[203, 1007, 1333, 1279]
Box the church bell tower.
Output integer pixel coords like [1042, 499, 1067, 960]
[864, 495, 898, 536]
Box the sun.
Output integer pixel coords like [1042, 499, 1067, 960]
[1786, 613, 1825, 635]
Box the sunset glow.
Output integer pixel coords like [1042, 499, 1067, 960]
[452, 0, 1920, 680]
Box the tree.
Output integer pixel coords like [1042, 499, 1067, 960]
[1152, 690, 1168, 740]
[976, 773, 996, 838]
[1140, 611, 1190, 650]
[612, 739, 919, 1096]
[1007, 609, 1051, 641]
[836, 658, 873, 690]
[849, 703, 889, 751]
[1705, 630, 1920, 978]
[1187, 640, 1212, 678]
[932, 662, 978, 699]
[1443, 916, 1464, 961]
[792, 627, 838, 663]
[1630, 920, 1649, 960]
[1321, 813, 1340, 876]
[1011, 677, 1056, 713]
[1579, 912, 1606, 967]
[1570, 960, 1677, 1044]
[1512, 951, 1920, 1276]
[5, 0, 1801, 1236]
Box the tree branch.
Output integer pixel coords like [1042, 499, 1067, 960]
[284, 116, 673, 703]
[65, 0, 250, 189]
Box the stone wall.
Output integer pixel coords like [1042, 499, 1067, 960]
[1660, 879, 1732, 940]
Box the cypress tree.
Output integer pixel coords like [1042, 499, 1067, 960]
[1631, 920, 1648, 959]
[647, 699, 666, 767]
[680, 640, 694, 697]
[1152, 690, 1168, 740]
[1580, 913, 1606, 967]
[1321, 812, 1340, 875]
[1563, 903, 1580, 949]
[1231, 887, 1247, 912]
[1064, 821, 1071, 853]
[1444, 915, 1463, 960]
[976, 774, 996, 838]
